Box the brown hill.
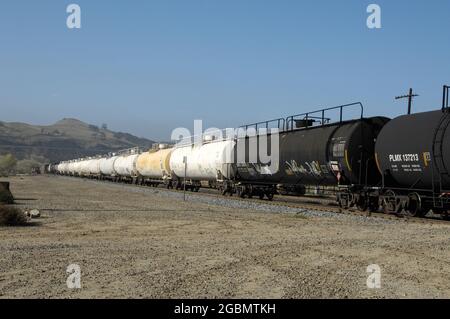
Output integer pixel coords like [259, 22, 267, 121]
[0, 118, 155, 163]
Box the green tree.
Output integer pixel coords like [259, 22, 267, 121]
[0, 154, 17, 176]
[16, 159, 41, 174]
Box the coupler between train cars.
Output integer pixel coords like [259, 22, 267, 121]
[174, 179, 200, 192]
[337, 186, 378, 212]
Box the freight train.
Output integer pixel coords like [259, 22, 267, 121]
[48, 85, 450, 218]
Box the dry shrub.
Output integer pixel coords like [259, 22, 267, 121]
[0, 187, 14, 204]
[0, 205, 28, 226]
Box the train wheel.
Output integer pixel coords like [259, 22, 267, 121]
[404, 192, 425, 217]
[443, 211, 450, 221]
[368, 196, 379, 212]
[266, 192, 274, 201]
[259, 193, 264, 200]
[337, 192, 352, 209]
[382, 190, 397, 214]
[356, 194, 368, 212]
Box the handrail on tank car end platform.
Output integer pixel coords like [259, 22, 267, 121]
[284, 102, 364, 131]
[443, 85, 450, 111]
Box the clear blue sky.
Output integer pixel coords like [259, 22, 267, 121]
[1, 0, 449, 140]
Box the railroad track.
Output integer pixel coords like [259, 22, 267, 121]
[53, 175, 450, 225]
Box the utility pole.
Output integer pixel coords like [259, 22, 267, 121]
[395, 88, 419, 115]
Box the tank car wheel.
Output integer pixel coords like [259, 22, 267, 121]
[266, 192, 274, 201]
[338, 192, 353, 209]
[368, 196, 380, 212]
[259, 193, 265, 200]
[405, 192, 426, 217]
[356, 194, 368, 212]
[382, 190, 398, 214]
[443, 212, 450, 221]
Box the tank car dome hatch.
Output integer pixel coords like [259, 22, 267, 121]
[295, 119, 316, 128]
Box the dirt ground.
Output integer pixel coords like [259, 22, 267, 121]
[0, 175, 449, 299]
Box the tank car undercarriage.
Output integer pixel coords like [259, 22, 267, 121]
[337, 186, 450, 218]
[217, 181, 277, 200]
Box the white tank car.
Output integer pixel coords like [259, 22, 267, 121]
[170, 139, 235, 181]
[78, 159, 92, 176]
[72, 161, 80, 175]
[59, 162, 69, 174]
[73, 160, 83, 176]
[86, 158, 101, 175]
[113, 154, 139, 177]
[56, 163, 63, 174]
[67, 161, 75, 175]
[99, 156, 118, 176]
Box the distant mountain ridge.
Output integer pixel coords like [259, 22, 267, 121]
[0, 118, 155, 163]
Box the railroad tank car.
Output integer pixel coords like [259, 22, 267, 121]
[113, 154, 140, 178]
[51, 163, 59, 174]
[73, 161, 82, 175]
[170, 139, 235, 190]
[86, 158, 101, 176]
[77, 160, 90, 176]
[59, 162, 68, 175]
[372, 108, 450, 215]
[233, 117, 389, 198]
[64, 162, 70, 175]
[375, 109, 450, 190]
[73, 160, 83, 176]
[136, 147, 173, 183]
[66, 161, 75, 175]
[99, 156, 118, 177]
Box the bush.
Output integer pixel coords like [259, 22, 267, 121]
[0, 183, 14, 204]
[0, 190, 14, 204]
[0, 154, 17, 176]
[15, 159, 41, 174]
[0, 205, 28, 226]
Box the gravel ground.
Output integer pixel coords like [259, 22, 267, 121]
[0, 175, 449, 299]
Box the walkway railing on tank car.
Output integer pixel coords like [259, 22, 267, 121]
[116, 146, 142, 155]
[284, 102, 364, 131]
[238, 117, 285, 135]
[174, 128, 236, 148]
